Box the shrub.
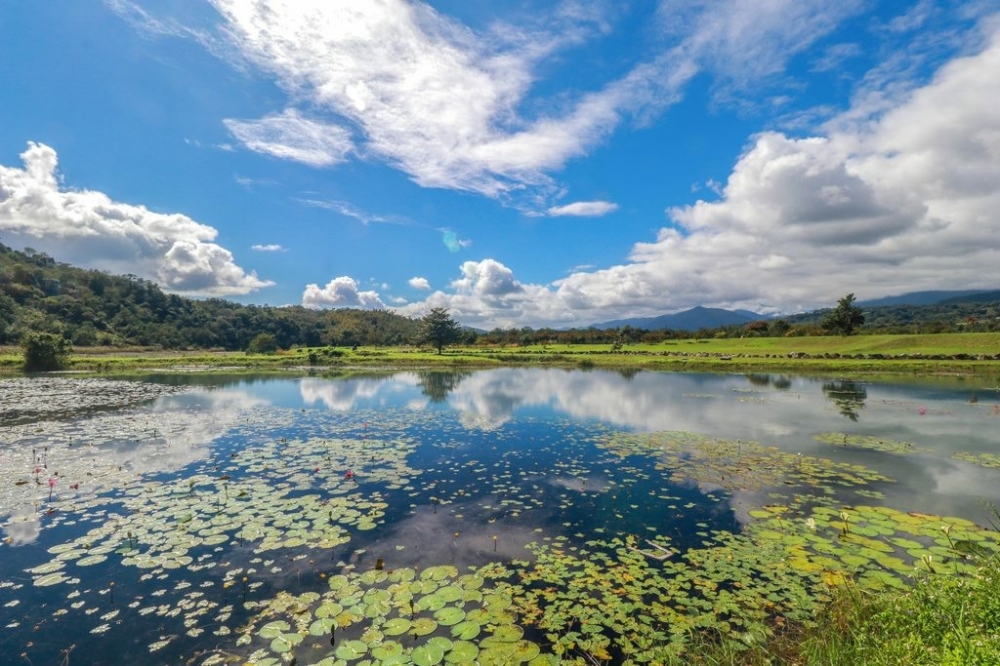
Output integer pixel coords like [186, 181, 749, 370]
[22, 332, 71, 372]
[246, 333, 279, 354]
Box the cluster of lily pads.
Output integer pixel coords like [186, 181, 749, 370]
[0, 377, 190, 425]
[597, 430, 893, 493]
[952, 451, 1000, 469]
[0, 385, 265, 546]
[232, 563, 553, 666]
[814, 432, 921, 454]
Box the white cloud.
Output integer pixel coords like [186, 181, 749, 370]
[391, 20, 1000, 328]
[408, 277, 431, 290]
[546, 200, 619, 217]
[223, 109, 353, 167]
[811, 42, 862, 73]
[452, 259, 524, 298]
[0, 142, 272, 296]
[302, 276, 386, 309]
[192, 1, 861, 200]
[234, 175, 278, 189]
[298, 198, 408, 226]
[655, 0, 865, 101]
[251, 243, 286, 252]
[396, 259, 561, 328]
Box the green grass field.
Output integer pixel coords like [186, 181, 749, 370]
[1, 332, 999, 376]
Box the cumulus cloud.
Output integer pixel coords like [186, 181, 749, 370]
[452, 259, 524, 299]
[223, 109, 353, 167]
[392, 20, 1000, 328]
[0, 142, 272, 296]
[396, 259, 560, 328]
[546, 200, 619, 217]
[302, 276, 386, 309]
[549, 25, 1000, 316]
[408, 277, 431, 290]
[251, 243, 286, 252]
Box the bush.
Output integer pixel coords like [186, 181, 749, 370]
[246, 333, 279, 354]
[22, 332, 71, 372]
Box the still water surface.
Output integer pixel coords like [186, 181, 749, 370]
[1, 370, 998, 665]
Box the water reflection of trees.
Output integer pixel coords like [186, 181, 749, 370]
[616, 368, 642, 381]
[744, 374, 792, 390]
[822, 380, 868, 421]
[417, 371, 472, 402]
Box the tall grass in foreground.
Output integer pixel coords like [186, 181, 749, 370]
[681, 554, 1000, 665]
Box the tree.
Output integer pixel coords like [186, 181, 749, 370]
[420, 307, 461, 354]
[22, 332, 71, 371]
[246, 332, 279, 354]
[822, 293, 865, 336]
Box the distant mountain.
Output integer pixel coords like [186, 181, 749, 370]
[937, 290, 1000, 305]
[859, 290, 992, 307]
[590, 289, 1000, 333]
[592, 306, 763, 331]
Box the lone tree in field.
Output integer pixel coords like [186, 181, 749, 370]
[420, 307, 461, 354]
[822, 293, 866, 336]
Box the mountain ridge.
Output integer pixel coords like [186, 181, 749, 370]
[589, 290, 1000, 331]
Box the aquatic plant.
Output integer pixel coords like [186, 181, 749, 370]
[814, 432, 919, 454]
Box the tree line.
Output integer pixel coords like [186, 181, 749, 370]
[2, 243, 997, 356]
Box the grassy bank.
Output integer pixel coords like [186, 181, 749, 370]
[682, 554, 1000, 665]
[2, 332, 1000, 376]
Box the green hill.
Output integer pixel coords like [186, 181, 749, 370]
[0, 243, 420, 350]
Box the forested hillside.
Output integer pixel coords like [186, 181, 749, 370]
[0, 243, 420, 349]
[785, 295, 1000, 334]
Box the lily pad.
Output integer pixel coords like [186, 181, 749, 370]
[334, 639, 368, 660]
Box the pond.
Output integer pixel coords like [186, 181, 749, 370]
[2, 369, 999, 665]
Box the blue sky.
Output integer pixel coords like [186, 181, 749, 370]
[1, 1, 998, 329]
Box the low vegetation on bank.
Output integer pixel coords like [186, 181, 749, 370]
[3, 332, 999, 376]
[685, 553, 1000, 665]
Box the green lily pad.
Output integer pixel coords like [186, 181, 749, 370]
[308, 618, 337, 636]
[434, 606, 465, 626]
[269, 632, 303, 654]
[445, 641, 479, 663]
[450, 620, 480, 641]
[383, 617, 411, 636]
[335, 639, 368, 660]
[372, 640, 405, 659]
[411, 617, 438, 636]
[33, 572, 70, 587]
[491, 624, 524, 642]
[411, 643, 444, 666]
[76, 554, 108, 567]
[259, 621, 291, 639]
